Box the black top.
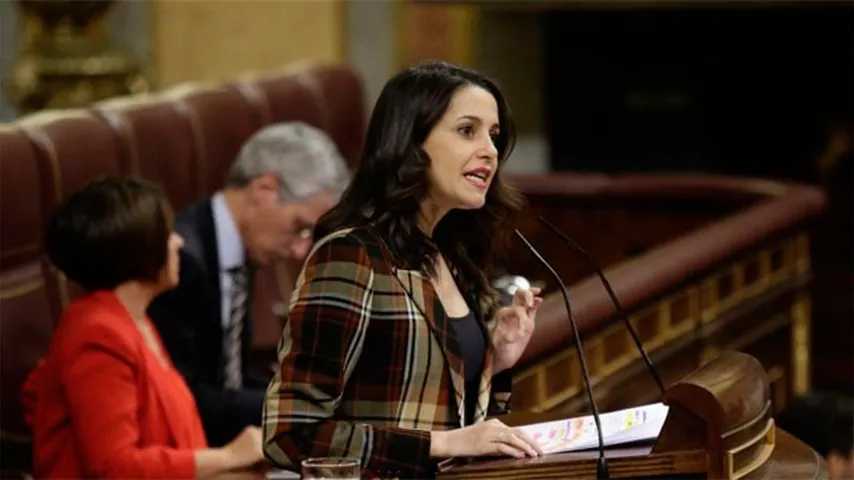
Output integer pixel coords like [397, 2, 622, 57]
[449, 308, 486, 425]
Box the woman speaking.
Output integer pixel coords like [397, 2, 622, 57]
[263, 62, 543, 478]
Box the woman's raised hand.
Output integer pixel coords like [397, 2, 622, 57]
[491, 287, 542, 374]
[430, 418, 543, 459]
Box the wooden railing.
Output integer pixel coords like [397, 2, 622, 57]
[503, 172, 825, 416]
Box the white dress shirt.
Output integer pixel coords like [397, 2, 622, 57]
[211, 192, 246, 329]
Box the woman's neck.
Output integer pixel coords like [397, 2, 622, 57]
[113, 281, 159, 325]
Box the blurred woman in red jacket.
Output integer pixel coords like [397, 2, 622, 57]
[23, 177, 263, 478]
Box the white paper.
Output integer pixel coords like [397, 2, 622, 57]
[517, 403, 669, 454]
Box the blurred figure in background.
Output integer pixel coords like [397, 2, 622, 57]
[23, 177, 263, 478]
[148, 122, 350, 446]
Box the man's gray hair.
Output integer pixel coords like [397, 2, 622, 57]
[226, 122, 350, 201]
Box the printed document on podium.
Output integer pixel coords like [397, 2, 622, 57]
[518, 403, 669, 454]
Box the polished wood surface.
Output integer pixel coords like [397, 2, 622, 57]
[504, 174, 825, 421]
[437, 427, 825, 480]
[744, 428, 827, 480]
[439, 353, 826, 479]
[653, 352, 773, 478]
[209, 427, 826, 480]
[437, 445, 706, 479]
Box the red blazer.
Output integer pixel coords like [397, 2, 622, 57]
[23, 290, 207, 478]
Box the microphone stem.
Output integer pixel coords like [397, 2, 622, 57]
[591, 267, 665, 395]
[538, 216, 666, 396]
[515, 230, 609, 479]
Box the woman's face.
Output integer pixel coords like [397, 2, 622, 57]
[421, 85, 500, 213]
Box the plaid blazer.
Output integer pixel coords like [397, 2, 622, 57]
[263, 227, 511, 478]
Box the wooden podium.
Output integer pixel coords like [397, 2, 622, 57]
[437, 352, 827, 479]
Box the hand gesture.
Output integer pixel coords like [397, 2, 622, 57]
[491, 287, 542, 374]
[431, 418, 543, 459]
[224, 426, 264, 470]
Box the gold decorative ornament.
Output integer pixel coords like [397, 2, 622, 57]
[7, 0, 147, 114]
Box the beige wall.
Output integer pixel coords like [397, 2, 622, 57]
[398, 4, 476, 69]
[151, 0, 344, 88]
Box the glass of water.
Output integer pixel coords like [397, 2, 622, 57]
[301, 457, 360, 480]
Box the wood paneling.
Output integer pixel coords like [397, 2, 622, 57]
[151, 1, 344, 88]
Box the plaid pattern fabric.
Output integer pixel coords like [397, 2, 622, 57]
[263, 228, 512, 478]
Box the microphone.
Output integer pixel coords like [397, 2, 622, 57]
[537, 216, 666, 396]
[514, 229, 609, 480]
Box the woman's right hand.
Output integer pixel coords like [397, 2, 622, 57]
[194, 426, 264, 478]
[223, 426, 264, 469]
[430, 419, 542, 459]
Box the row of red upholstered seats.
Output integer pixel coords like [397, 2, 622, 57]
[0, 63, 366, 470]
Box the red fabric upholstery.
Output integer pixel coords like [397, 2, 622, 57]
[246, 70, 327, 133]
[1, 126, 77, 452]
[172, 86, 264, 195]
[94, 98, 202, 211]
[310, 65, 367, 167]
[19, 111, 126, 202]
[0, 261, 63, 436]
[0, 128, 56, 270]
[240, 64, 368, 167]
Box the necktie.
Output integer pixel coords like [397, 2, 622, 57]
[224, 265, 248, 389]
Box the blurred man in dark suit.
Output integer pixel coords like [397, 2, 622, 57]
[149, 122, 349, 446]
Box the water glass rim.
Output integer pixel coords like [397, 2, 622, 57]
[301, 456, 360, 468]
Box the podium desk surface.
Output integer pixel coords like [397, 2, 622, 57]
[746, 428, 827, 480]
[436, 427, 826, 480]
[206, 427, 826, 480]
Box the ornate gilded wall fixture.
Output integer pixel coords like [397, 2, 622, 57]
[7, 0, 147, 114]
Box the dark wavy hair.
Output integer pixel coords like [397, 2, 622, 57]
[46, 176, 174, 291]
[316, 61, 523, 311]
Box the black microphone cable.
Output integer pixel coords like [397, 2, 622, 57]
[514, 229, 610, 480]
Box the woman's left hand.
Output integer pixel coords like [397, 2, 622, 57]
[491, 287, 543, 374]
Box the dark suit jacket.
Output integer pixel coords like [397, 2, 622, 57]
[148, 199, 265, 446]
[263, 227, 511, 478]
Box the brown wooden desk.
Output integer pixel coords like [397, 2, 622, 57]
[209, 426, 825, 480]
[437, 427, 826, 480]
[746, 428, 827, 480]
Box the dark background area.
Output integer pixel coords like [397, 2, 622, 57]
[544, 5, 851, 179]
[542, 2, 853, 455]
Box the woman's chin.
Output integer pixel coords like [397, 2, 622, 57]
[462, 196, 487, 210]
